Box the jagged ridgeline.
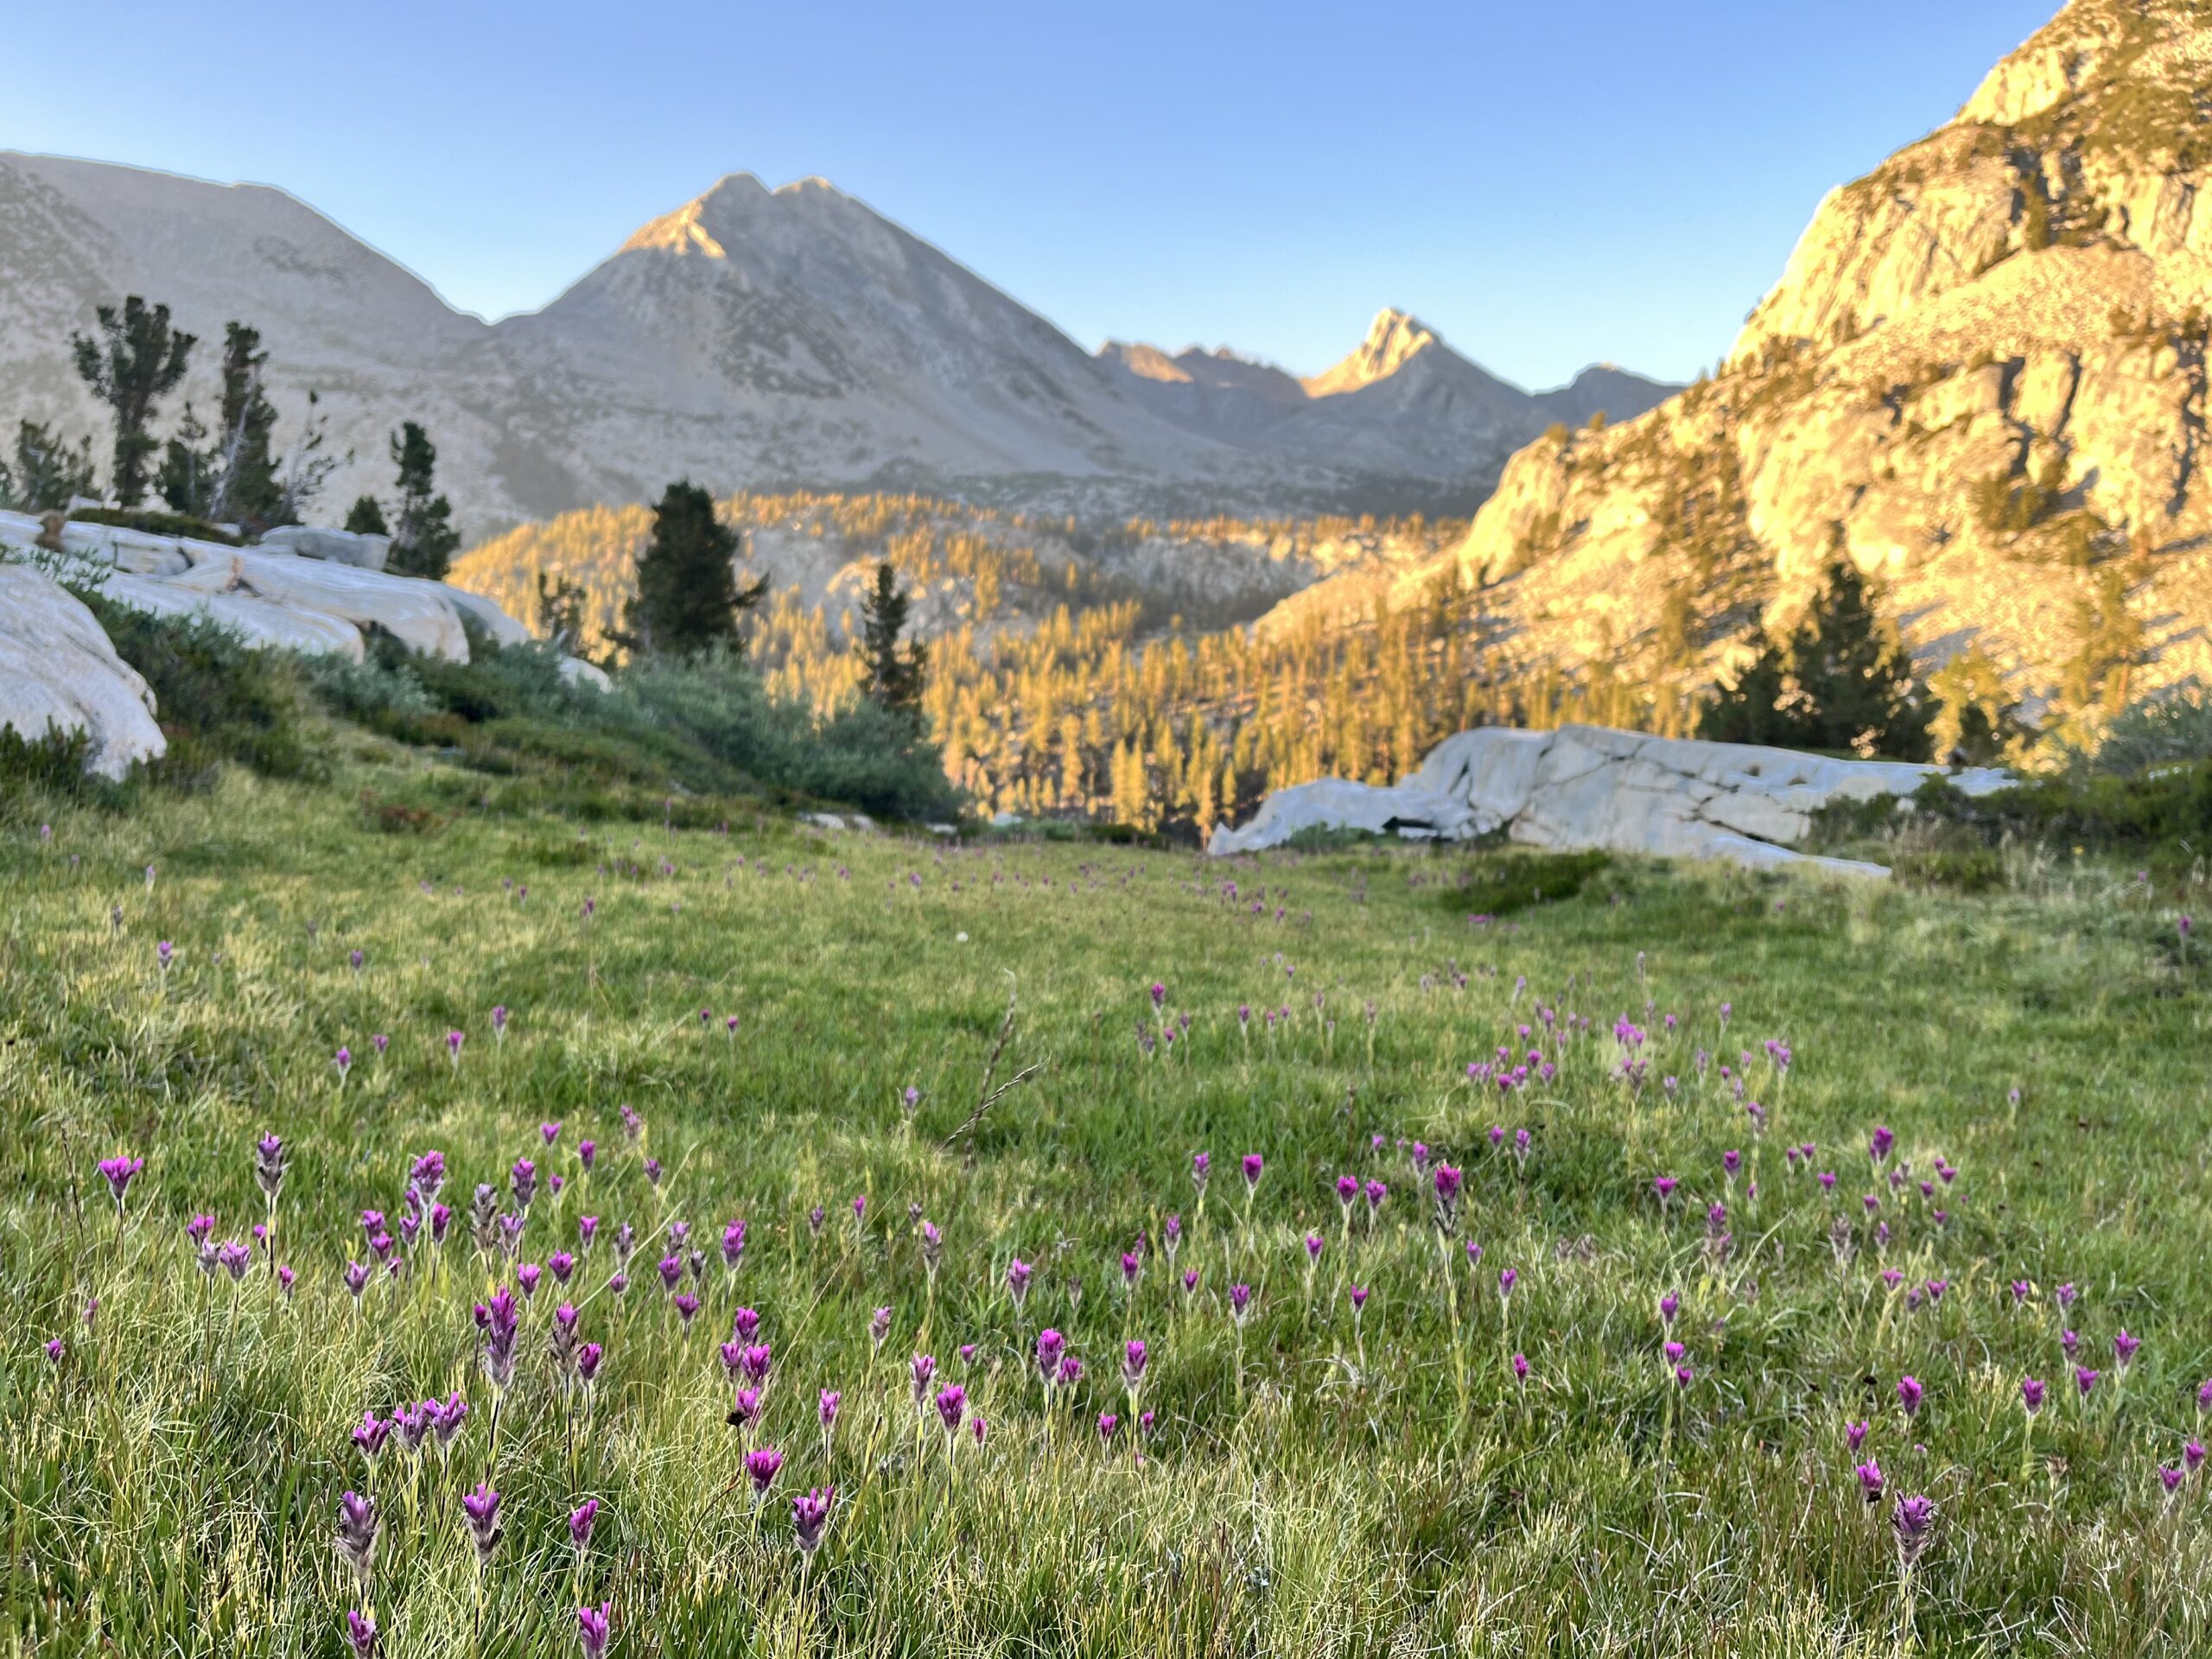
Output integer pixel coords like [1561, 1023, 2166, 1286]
[1294, 0, 2212, 754]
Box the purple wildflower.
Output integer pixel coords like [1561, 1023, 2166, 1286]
[461, 1482, 502, 1560]
[792, 1486, 836, 1554]
[1892, 1496, 1936, 1567]
[577, 1602, 611, 1658]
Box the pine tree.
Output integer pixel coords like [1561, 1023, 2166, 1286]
[1784, 555, 1933, 759]
[344, 496, 389, 536]
[208, 323, 283, 531]
[1696, 556, 1932, 759]
[855, 561, 926, 715]
[71, 296, 195, 508]
[535, 570, 590, 652]
[386, 423, 461, 579]
[156, 402, 215, 517]
[613, 480, 766, 658]
[0, 420, 96, 512]
[1695, 628, 1795, 747]
[2058, 568, 2144, 730]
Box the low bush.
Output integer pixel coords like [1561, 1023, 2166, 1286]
[1919, 767, 2212, 850]
[2091, 680, 2212, 776]
[74, 593, 323, 786]
[1446, 849, 1611, 917]
[68, 507, 240, 545]
[25, 599, 963, 827]
[1891, 846, 2007, 893]
[0, 726, 127, 815]
[300, 652, 436, 723]
[1283, 825, 1399, 852]
[614, 649, 963, 822]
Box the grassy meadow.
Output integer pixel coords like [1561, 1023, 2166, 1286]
[3, 762, 2210, 1656]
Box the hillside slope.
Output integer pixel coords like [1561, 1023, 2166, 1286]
[1277, 0, 2212, 736]
[0, 158, 1668, 536]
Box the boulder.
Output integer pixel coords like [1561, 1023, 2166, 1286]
[59, 521, 193, 576]
[1206, 775, 1487, 854]
[440, 582, 534, 648]
[0, 563, 167, 779]
[3, 515, 543, 670]
[557, 656, 612, 691]
[257, 525, 391, 570]
[172, 548, 472, 660]
[85, 567, 365, 661]
[1209, 721, 2014, 877]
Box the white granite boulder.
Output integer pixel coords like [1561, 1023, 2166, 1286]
[1209, 722, 2015, 877]
[0, 563, 167, 779]
[1204, 775, 1491, 853]
[441, 582, 534, 648]
[557, 656, 612, 691]
[0, 513, 541, 666]
[86, 568, 367, 661]
[168, 547, 471, 660]
[257, 525, 392, 571]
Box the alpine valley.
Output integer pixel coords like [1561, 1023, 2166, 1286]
[4, 0, 2209, 830]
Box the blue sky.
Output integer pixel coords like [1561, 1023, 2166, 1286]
[10, 0, 2056, 389]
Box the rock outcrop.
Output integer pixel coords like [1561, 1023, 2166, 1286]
[1258, 0, 2212, 727]
[0, 512, 546, 666]
[1206, 722, 2013, 876]
[0, 563, 166, 777]
[257, 525, 392, 571]
[0, 513, 608, 778]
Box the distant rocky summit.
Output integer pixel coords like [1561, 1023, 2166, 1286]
[1096, 312, 1676, 507]
[0, 157, 1669, 535]
[1208, 723, 2013, 876]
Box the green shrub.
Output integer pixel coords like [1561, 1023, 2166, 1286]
[302, 652, 436, 722]
[1446, 849, 1611, 917]
[69, 507, 240, 545]
[0, 726, 132, 816]
[796, 699, 965, 822]
[470, 715, 744, 795]
[73, 594, 322, 785]
[1891, 847, 2006, 893]
[616, 650, 963, 822]
[2092, 681, 2212, 776]
[317, 631, 963, 825]
[1283, 825, 1397, 852]
[1897, 769, 2212, 852]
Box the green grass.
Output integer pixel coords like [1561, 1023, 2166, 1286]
[3, 752, 2211, 1656]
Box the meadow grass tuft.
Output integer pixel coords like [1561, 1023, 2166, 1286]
[3, 760, 2209, 1656]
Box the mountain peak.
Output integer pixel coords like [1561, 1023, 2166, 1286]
[620, 196, 729, 258]
[1096, 340, 1191, 384]
[1096, 339, 1311, 409]
[620, 172, 867, 258]
[1303, 308, 1443, 397]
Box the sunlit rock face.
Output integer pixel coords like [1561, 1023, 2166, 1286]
[1252, 0, 2212, 720]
